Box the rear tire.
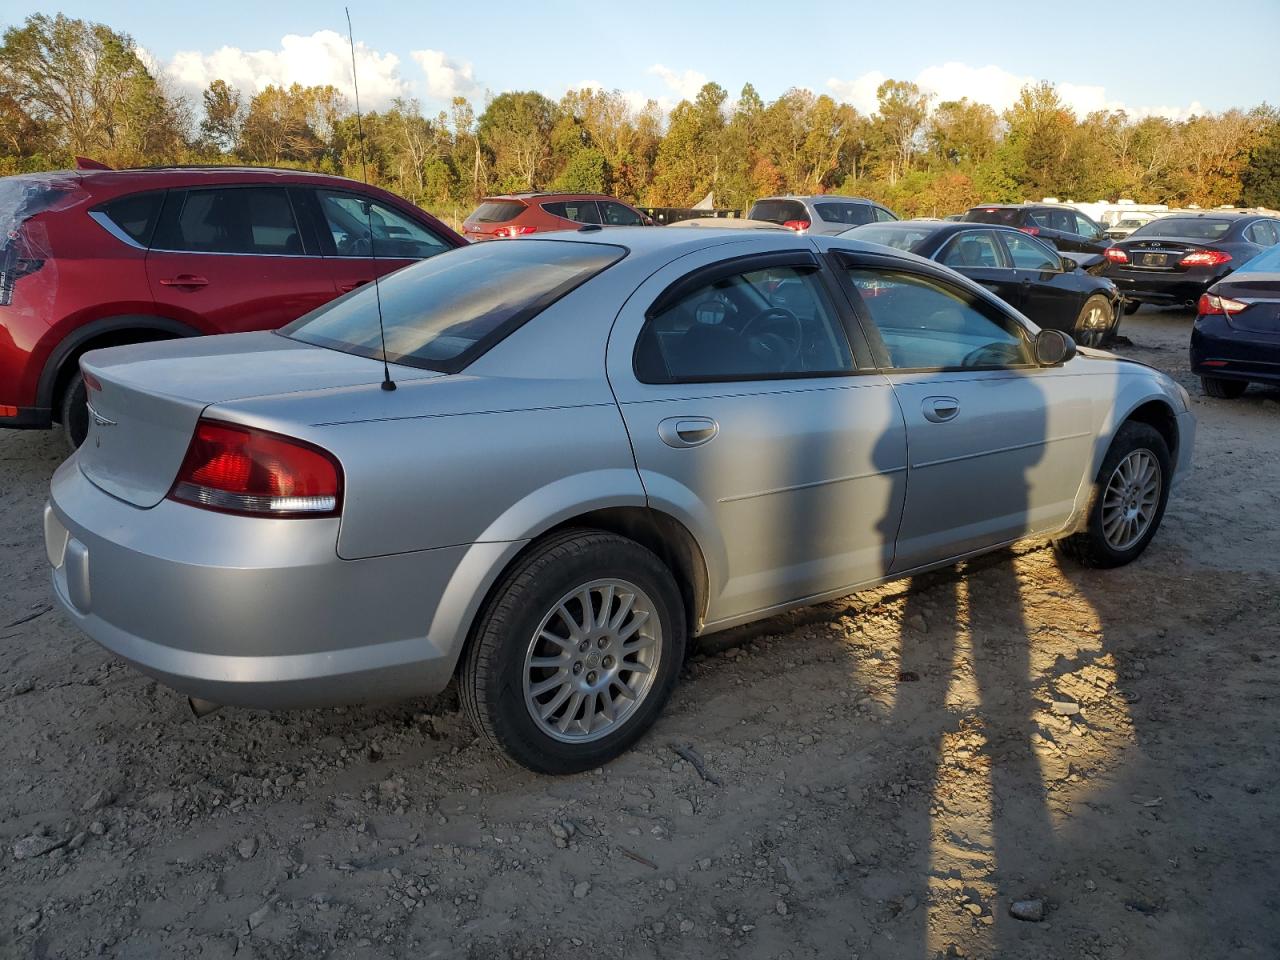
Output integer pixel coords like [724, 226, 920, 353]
[1201, 376, 1247, 399]
[1057, 421, 1171, 569]
[59, 374, 89, 451]
[1074, 295, 1114, 347]
[461, 529, 686, 774]
[1123, 300, 1141, 315]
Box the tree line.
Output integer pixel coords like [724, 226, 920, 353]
[3, 13, 1279, 226]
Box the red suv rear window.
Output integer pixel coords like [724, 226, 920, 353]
[472, 201, 527, 222]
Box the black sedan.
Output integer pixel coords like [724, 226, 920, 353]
[1103, 213, 1280, 313]
[1190, 243, 1280, 398]
[842, 220, 1122, 345]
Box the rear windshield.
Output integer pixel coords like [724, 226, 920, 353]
[283, 240, 626, 372]
[470, 201, 527, 223]
[1130, 217, 1232, 240]
[748, 199, 808, 224]
[841, 223, 933, 251]
[962, 207, 1022, 226]
[813, 201, 874, 226]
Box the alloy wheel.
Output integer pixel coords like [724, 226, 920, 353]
[1077, 303, 1111, 347]
[1101, 449, 1162, 551]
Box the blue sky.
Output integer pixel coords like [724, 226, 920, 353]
[14, 0, 1280, 119]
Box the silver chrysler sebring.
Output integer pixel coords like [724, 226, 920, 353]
[45, 227, 1195, 773]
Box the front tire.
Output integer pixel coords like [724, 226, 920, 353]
[1057, 421, 1171, 569]
[1074, 295, 1114, 347]
[1201, 376, 1247, 399]
[460, 529, 687, 774]
[59, 374, 89, 451]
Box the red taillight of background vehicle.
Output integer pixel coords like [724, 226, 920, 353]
[494, 224, 537, 238]
[782, 219, 811, 232]
[1197, 292, 1246, 317]
[169, 420, 342, 517]
[1179, 249, 1232, 267]
[1018, 225, 1040, 237]
[1104, 247, 1129, 264]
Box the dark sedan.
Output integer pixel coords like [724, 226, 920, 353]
[1190, 244, 1280, 398]
[842, 220, 1122, 345]
[1103, 213, 1280, 312]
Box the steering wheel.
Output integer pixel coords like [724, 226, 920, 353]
[961, 341, 1025, 368]
[741, 307, 803, 370]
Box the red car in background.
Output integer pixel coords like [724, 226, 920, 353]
[462, 192, 652, 241]
[0, 161, 465, 447]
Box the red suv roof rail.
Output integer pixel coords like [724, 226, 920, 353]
[75, 157, 113, 171]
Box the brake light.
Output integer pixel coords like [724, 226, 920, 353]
[494, 224, 537, 238]
[1197, 292, 1246, 317]
[0, 239, 46, 307]
[1018, 225, 1040, 236]
[782, 219, 811, 232]
[169, 420, 342, 517]
[1179, 249, 1232, 267]
[1104, 247, 1129, 264]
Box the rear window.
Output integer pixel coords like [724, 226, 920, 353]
[841, 224, 933, 251]
[813, 201, 874, 226]
[962, 208, 1022, 226]
[747, 199, 808, 224]
[1130, 217, 1232, 240]
[470, 201, 527, 223]
[154, 187, 302, 255]
[283, 240, 626, 373]
[94, 191, 164, 246]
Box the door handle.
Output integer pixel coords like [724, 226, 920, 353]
[338, 279, 370, 293]
[657, 416, 718, 448]
[922, 396, 959, 423]
[159, 275, 208, 288]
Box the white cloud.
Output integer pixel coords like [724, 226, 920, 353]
[647, 64, 709, 103]
[410, 49, 482, 101]
[166, 30, 410, 108]
[828, 61, 1205, 121]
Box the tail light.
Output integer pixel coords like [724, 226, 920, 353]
[782, 219, 811, 232]
[1104, 247, 1129, 264]
[1018, 225, 1040, 236]
[1180, 249, 1231, 267]
[494, 224, 537, 238]
[1197, 292, 1246, 317]
[0, 235, 46, 307]
[169, 420, 342, 517]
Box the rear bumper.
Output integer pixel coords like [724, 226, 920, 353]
[46, 457, 513, 709]
[0, 405, 52, 429]
[1106, 267, 1224, 305]
[1190, 315, 1280, 384]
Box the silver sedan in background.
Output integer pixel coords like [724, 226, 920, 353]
[46, 228, 1195, 773]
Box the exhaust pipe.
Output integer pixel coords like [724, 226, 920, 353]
[188, 696, 223, 718]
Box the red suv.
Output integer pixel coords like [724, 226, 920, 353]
[461, 192, 651, 240]
[0, 162, 464, 447]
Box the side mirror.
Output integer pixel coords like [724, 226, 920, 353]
[1035, 328, 1077, 366]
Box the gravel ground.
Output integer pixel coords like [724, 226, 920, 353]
[1, 307, 1278, 960]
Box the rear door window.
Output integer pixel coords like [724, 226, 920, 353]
[939, 230, 1005, 268]
[747, 199, 808, 224]
[1001, 232, 1060, 271]
[874, 206, 898, 222]
[542, 200, 602, 224]
[155, 187, 303, 255]
[94, 191, 164, 247]
[1246, 220, 1279, 245]
[813, 202, 874, 226]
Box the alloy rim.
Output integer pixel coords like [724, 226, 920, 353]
[1078, 303, 1111, 347]
[1101, 449, 1162, 551]
[522, 578, 662, 743]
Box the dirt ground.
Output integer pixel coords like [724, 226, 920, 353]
[1, 307, 1278, 960]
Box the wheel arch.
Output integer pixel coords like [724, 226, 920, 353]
[1121, 397, 1180, 463]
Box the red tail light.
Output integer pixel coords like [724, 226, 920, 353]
[1104, 247, 1129, 264]
[782, 219, 811, 232]
[169, 420, 342, 517]
[1197, 292, 1246, 317]
[1179, 249, 1231, 267]
[494, 224, 537, 238]
[1018, 225, 1040, 236]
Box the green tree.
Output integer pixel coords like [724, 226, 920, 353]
[478, 91, 557, 191]
[199, 79, 242, 154]
[1240, 118, 1280, 207]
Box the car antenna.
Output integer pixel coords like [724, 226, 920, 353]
[345, 7, 395, 391]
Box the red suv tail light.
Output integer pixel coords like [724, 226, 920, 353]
[169, 420, 342, 517]
[1197, 292, 1246, 317]
[1018, 225, 1041, 236]
[1104, 247, 1129, 264]
[782, 219, 811, 232]
[494, 224, 538, 238]
[1179, 249, 1231, 267]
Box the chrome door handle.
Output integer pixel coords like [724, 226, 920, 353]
[922, 396, 959, 423]
[159, 275, 208, 288]
[657, 416, 718, 448]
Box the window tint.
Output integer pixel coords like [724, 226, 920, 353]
[1002, 231, 1060, 271]
[317, 190, 450, 259]
[940, 230, 1004, 268]
[813, 202, 874, 226]
[634, 264, 854, 382]
[962, 207, 1022, 227]
[97, 191, 163, 246]
[159, 187, 302, 255]
[842, 224, 932, 251]
[1131, 217, 1232, 240]
[874, 206, 898, 222]
[1246, 220, 1279, 245]
[747, 199, 808, 224]
[542, 200, 601, 224]
[600, 201, 644, 226]
[285, 240, 625, 372]
[471, 201, 527, 222]
[845, 269, 1031, 370]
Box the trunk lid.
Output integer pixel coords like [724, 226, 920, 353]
[1221, 273, 1280, 335]
[76, 332, 437, 507]
[1119, 238, 1206, 273]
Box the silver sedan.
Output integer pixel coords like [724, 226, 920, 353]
[46, 228, 1195, 773]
